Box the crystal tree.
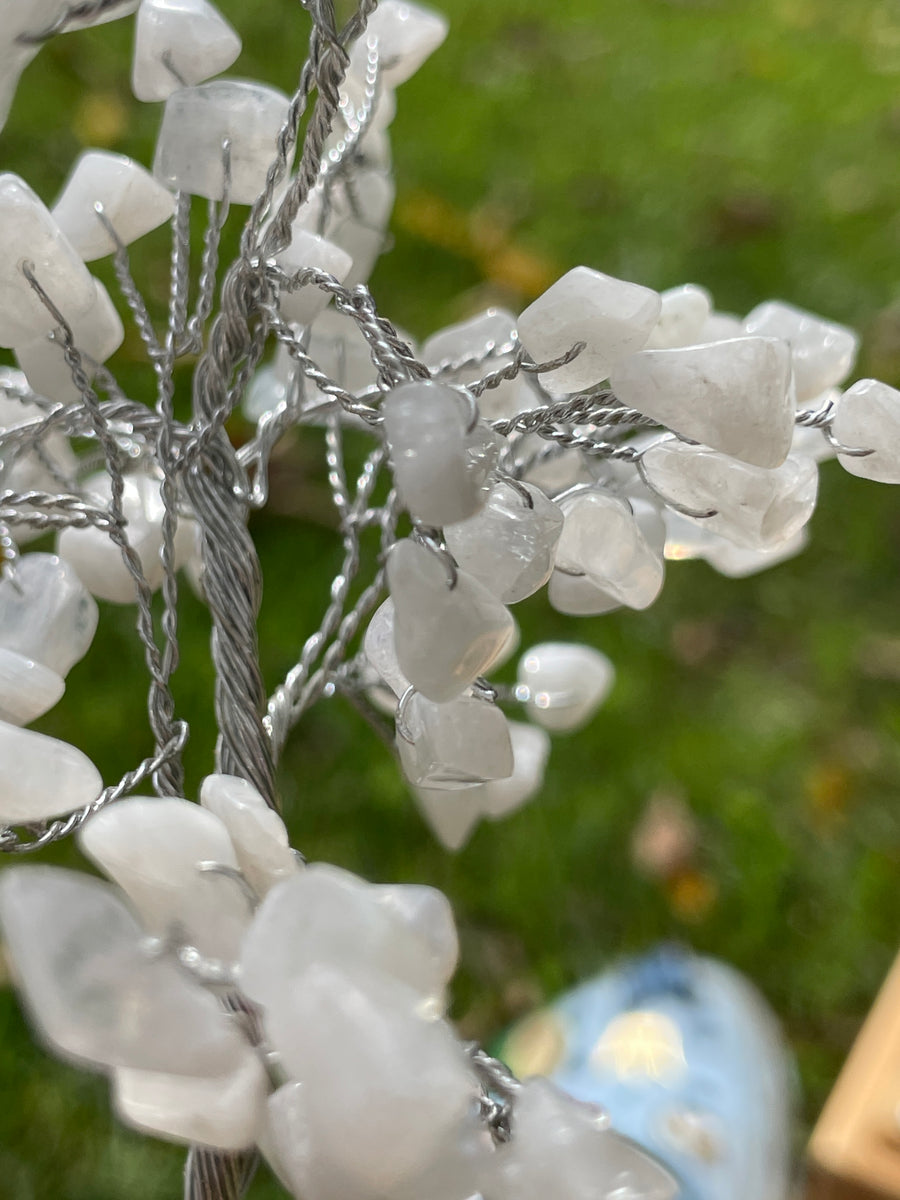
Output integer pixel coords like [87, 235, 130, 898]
[0, 1, 898, 1199]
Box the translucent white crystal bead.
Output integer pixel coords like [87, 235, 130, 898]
[833, 378, 900, 484]
[548, 569, 622, 617]
[521, 441, 590, 493]
[663, 508, 722, 562]
[517, 266, 661, 393]
[0, 866, 248, 1075]
[517, 642, 615, 733]
[743, 300, 858, 403]
[641, 436, 818, 551]
[240, 863, 457, 1007]
[113, 1049, 268, 1151]
[702, 528, 808, 578]
[363, 598, 410, 699]
[699, 311, 745, 343]
[479, 720, 551, 820]
[0, 552, 98, 675]
[0, 381, 78, 543]
[57, 469, 193, 603]
[295, 170, 396, 288]
[0, 174, 97, 346]
[15, 279, 124, 404]
[372, 881, 459, 989]
[444, 481, 564, 604]
[348, 1, 449, 89]
[397, 692, 513, 789]
[78, 797, 251, 960]
[488, 1078, 677, 1200]
[275, 230, 352, 326]
[153, 81, 291, 204]
[422, 307, 536, 420]
[555, 490, 664, 610]
[200, 773, 299, 898]
[133, 0, 241, 103]
[387, 539, 515, 703]
[51, 150, 176, 261]
[0, 648, 64, 726]
[263, 963, 477, 1192]
[413, 786, 483, 852]
[611, 337, 794, 468]
[0, 722, 101, 823]
[308, 308, 379, 392]
[645, 284, 712, 350]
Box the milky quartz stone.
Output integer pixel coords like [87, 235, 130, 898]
[0, 174, 97, 346]
[200, 773, 298, 898]
[348, 0, 449, 89]
[0, 722, 101, 823]
[153, 81, 291, 204]
[833, 379, 900, 483]
[645, 284, 712, 350]
[0, 552, 98, 675]
[295, 170, 396, 288]
[699, 310, 745, 343]
[113, 1049, 268, 1151]
[133, 0, 241, 102]
[488, 1078, 677, 1200]
[422, 307, 535, 420]
[548, 569, 622, 617]
[397, 692, 514, 789]
[641, 436, 819, 551]
[263, 963, 477, 1192]
[555, 490, 665, 610]
[444, 481, 564, 604]
[412, 786, 483, 852]
[275, 230, 352, 326]
[517, 642, 615, 733]
[744, 300, 858, 403]
[363, 598, 410, 699]
[0, 385, 78, 533]
[52, 150, 176, 261]
[0, 648, 64, 726]
[517, 266, 661, 393]
[0, 866, 248, 1075]
[58, 469, 194, 603]
[78, 797, 252, 960]
[387, 539, 515, 703]
[702, 528, 808, 579]
[16, 279, 124, 403]
[478, 720, 551, 820]
[240, 863, 457, 1008]
[611, 337, 794, 469]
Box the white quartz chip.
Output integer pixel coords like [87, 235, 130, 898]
[517, 642, 615, 733]
[517, 266, 661, 393]
[0, 648, 64, 726]
[743, 300, 858, 403]
[52, 151, 176, 261]
[0, 552, 98, 676]
[0, 722, 102, 823]
[833, 378, 900, 484]
[397, 693, 513, 789]
[349, 0, 449, 89]
[610, 336, 794, 468]
[275, 230, 352, 326]
[153, 81, 291, 204]
[200, 773, 299, 898]
[422, 306, 533, 420]
[364, 598, 410, 700]
[133, 0, 242, 103]
[387, 539, 515, 703]
[645, 284, 712, 349]
[0, 174, 96, 346]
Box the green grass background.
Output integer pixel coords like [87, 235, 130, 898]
[1, 0, 900, 1194]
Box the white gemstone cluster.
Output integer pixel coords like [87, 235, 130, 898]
[0, 0, 896, 1197]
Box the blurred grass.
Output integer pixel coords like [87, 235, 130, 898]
[1, 0, 899, 1195]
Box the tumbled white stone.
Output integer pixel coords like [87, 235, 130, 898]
[479, 720, 551, 820]
[264, 962, 477, 1191]
[662, 508, 722, 562]
[387, 539, 515, 703]
[555, 490, 665, 610]
[548, 568, 622, 616]
[348, 1, 449, 89]
[521, 440, 590, 493]
[0, 722, 101, 823]
[0, 552, 98, 675]
[200, 773, 298, 899]
[645, 284, 712, 350]
[0, 174, 97, 346]
[0, 866, 247, 1075]
[52, 151, 176, 261]
[641, 436, 818, 551]
[702, 528, 808, 578]
[611, 337, 794, 468]
[294, 170, 396, 288]
[363, 597, 410, 699]
[240, 862, 457, 1008]
[833, 378, 900, 484]
[397, 692, 513, 789]
[517, 266, 661, 393]
[0, 648, 64, 726]
[422, 307, 536, 420]
[517, 642, 615, 733]
[78, 797, 251, 960]
[153, 81, 291, 204]
[444, 481, 564, 604]
[0, 382, 79, 542]
[489, 1078, 677, 1200]
[113, 1048, 268, 1151]
[58, 469, 194, 603]
[699, 310, 745, 343]
[133, 0, 241, 103]
[744, 300, 858, 404]
[372, 881, 459, 989]
[15, 279, 124, 404]
[413, 786, 483, 852]
[275, 230, 352, 326]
